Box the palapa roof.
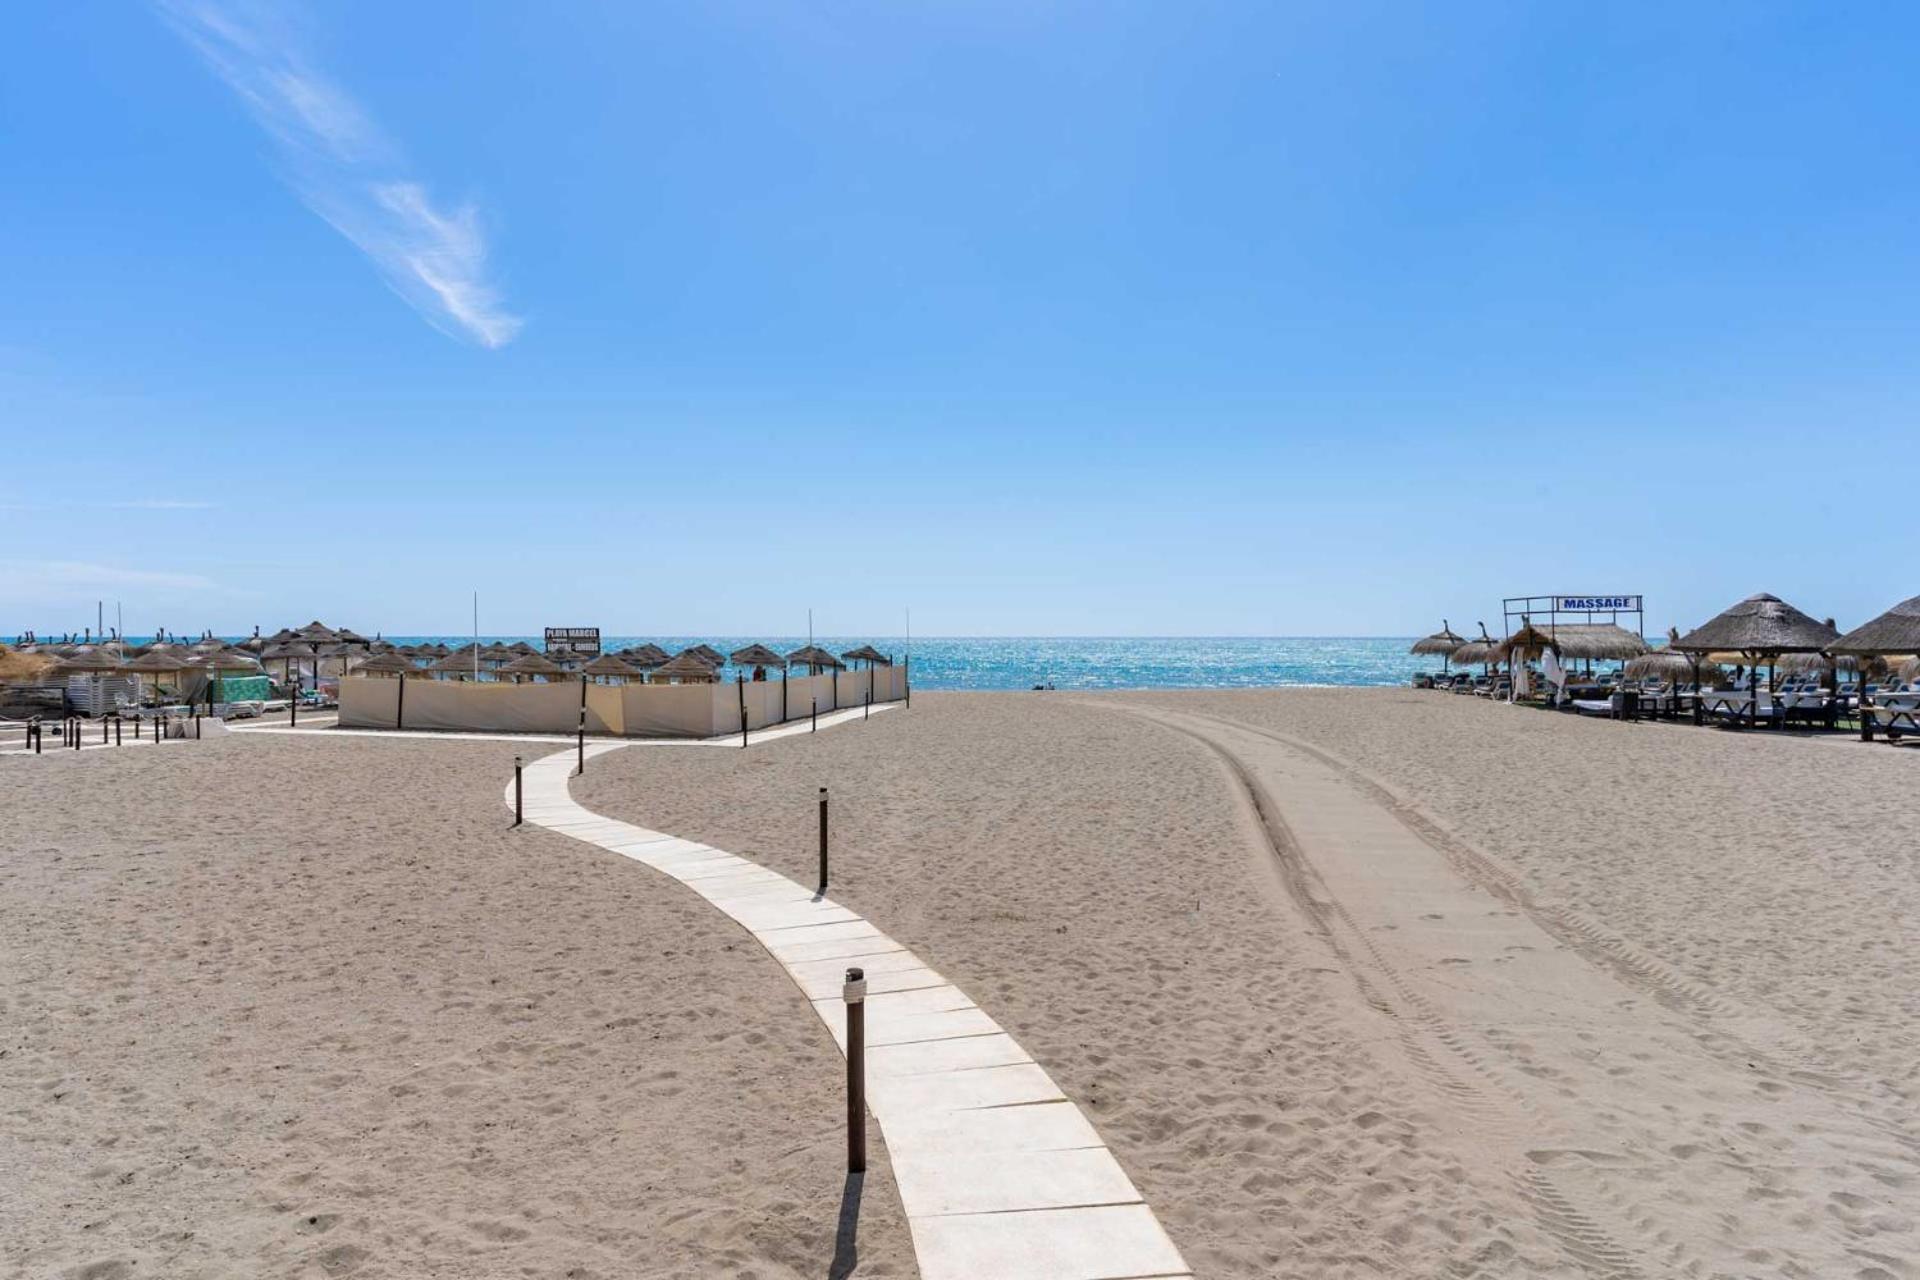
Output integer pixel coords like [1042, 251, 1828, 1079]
[1671, 593, 1838, 655]
[52, 648, 126, 672]
[651, 652, 720, 682]
[1544, 624, 1649, 661]
[729, 644, 788, 668]
[1409, 623, 1466, 656]
[501, 652, 568, 677]
[125, 649, 192, 672]
[480, 642, 518, 660]
[688, 644, 727, 667]
[620, 643, 670, 667]
[510, 641, 538, 655]
[580, 653, 642, 678]
[841, 645, 892, 665]
[425, 652, 481, 675]
[207, 649, 264, 670]
[1830, 594, 1920, 656]
[1450, 640, 1499, 665]
[1493, 623, 1559, 660]
[351, 651, 417, 676]
[260, 643, 310, 661]
[294, 620, 339, 642]
[785, 645, 845, 670]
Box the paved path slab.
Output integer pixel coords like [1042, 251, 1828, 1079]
[509, 737, 1190, 1280]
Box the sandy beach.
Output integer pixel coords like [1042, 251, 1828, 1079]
[6, 690, 1918, 1277]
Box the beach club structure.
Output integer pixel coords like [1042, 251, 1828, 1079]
[1420, 589, 1919, 743]
[336, 633, 907, 738]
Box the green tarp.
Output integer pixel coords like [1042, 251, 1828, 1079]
[215, 675, 272, 703]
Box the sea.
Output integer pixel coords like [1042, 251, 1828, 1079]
[354, 635, 1432, 691]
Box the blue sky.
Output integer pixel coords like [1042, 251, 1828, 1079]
[4, 2, 1917, 638]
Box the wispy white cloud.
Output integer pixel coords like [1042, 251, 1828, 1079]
[4, 560, 221, 592]
[160, 1, 521, 348]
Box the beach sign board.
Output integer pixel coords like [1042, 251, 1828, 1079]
[1552, 595, 1640, 613]
[544, 627, 601, 658]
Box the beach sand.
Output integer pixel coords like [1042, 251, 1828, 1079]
[6, 690, 1917, 1277]
[1, 734, 915, 1279]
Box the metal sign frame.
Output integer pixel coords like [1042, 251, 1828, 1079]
[1501, 594, 1645, 643]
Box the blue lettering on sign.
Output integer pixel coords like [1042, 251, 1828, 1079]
[1553, 595, 1639, 612]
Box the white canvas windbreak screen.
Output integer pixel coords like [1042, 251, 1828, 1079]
[337, 667, 906, 737]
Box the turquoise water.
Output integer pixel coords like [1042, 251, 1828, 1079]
[361, 635, 1432, 690]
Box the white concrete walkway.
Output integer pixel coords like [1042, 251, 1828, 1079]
[510, 742, 1191, 1280]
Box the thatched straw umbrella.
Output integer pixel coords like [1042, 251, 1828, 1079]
[1547, 624, 1649, 666]
[580, 653, 642, 684]
[621, 643, 670, 669]
[840, 644, 892, 669]
[1830, 594, 1920, 660]
[1625, 628, 1699, 681]
[501, 652, 567, 683]
[509, 641, 538, 656]
[351, 651, 415, 677]
[426, 652, 482, 681]
[1410, 622, 1466, 674]
[52, 648, 126, 673]
[651, 652, 719, 684]
[687, 644, 727, 668]
[730, 644, 787, 675]
[785, 645, 845, 675]
[1672, 592, 1840, 723]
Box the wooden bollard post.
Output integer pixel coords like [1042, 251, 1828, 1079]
[818, 786, 829, 893]
[513, 755, 524, 827]
[739, 674, 749, 749]
[113, 716, 121, 747]
[811, 697, 818, 733]
[290, 691, 297, 728]
[844, 966, 867, 1173]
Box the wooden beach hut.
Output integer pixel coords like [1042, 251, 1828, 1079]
[1828, 594, 1920, 740]
[651, 652, 719, 685]
[580, 653, 643, 685]
[501, 652, 567, 683]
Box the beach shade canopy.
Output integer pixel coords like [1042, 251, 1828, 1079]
[294, 620, 339, 643]
[651, 652, 720, 683]
[1547, 624, 1650, 661]
[1671, 593, 1839, 656]
[1410, 623, 1466, 656]
[620, 643, 671, 668]
[686, 644, 727, 667]
[350, 651, 416, 677]
[206, 649, 264, 671]
[1449, 640, 1498, 666]
[424, 653, 480, 678]
[729, 643, 788, 669]
[1624, 628, 1698, 679]
[841, 644, 892, 667]
[501, 652, 567, 680]
[1829, 594, 1920, 656]
[1494, 623, 1560, 661]
[51, 648, 126, 673]
[480, 642, 518, 662]
[786, 644, 846, 671]
[509, 641, 537, 655]
[124, 649, 190, 674]
[260, 642, 309, 663]
[580, 653, 642, 681]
